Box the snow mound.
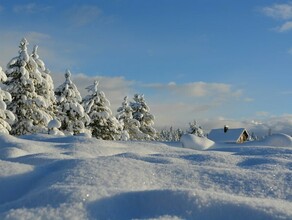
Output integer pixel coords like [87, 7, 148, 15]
[0, 147, 29, 159]
[180, 134, 215, 150]
[261, 133, 292, 147]
[48, 119, 61, 129]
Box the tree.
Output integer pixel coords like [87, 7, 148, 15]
[4, 38, 52, 135]
[158, 127, 184, 141]
[130, 94, 157, 140]
[83, 80, 122, 140]
[31, 45, 57, 117]
[0, 66, 15, 134]
[187, 120, 205, 137]
[116, 96, 148, 140]
[55, 70, 90, 135]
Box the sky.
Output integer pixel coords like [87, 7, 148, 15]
[0, 0, 291, 135]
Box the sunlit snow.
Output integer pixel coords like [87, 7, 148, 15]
[0, 133, 291, 220]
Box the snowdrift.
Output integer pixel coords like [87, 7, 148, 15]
[261, 133, 292, 147]
[180, 134, 215, 150]
[0, 134, 291, 219]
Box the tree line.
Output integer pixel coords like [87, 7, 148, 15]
[0, 38, 204, 141]
[0, 38, 160, 140]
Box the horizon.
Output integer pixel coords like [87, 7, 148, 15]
[0, 0, 291, 136]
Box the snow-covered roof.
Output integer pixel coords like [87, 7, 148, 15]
[208, 128, 248, 143]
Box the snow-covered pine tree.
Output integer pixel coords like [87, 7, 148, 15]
[83, 80, 122, 140]
[116, 96, 148, 140]
[0, 66, 15, 134]
[130, 94, 157, 140]
[55, 70, 90, 135]
[4, 38, 52, 135]
[31, 45, 57, 117]
[187, 120, 205, 137]
[158, 127, 184, 141]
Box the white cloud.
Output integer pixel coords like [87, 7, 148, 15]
[141, 81, 248, 129]
[67, 5, 102, 27]
[262, 3, 292, 20]
[262, 3, 292, 33]
[145, 81, 240, 98]
[275, 21, 292, 32]
[13, 3, 51, 13]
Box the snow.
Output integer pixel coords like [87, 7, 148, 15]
[261, 133, 292, 147]
[48, 119, 61, 129]
[0, 66, 7, 82]
[0, 133, 291, 220]
[180, 134, 215, 150]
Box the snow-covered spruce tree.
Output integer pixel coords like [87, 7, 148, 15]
[55, 70, 90, 135]
[31, 45, 57, 117]
[130, 94, 157, 140]
[4, 38, 52, 135]
[0, 66, 15, 134]
[116, 96, 148, 140]
[187, 120, 205, 137]
[83, 80, 122, 140]
[158, 127, 183, 141]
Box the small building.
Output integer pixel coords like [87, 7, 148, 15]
[208, 125, 250, 144]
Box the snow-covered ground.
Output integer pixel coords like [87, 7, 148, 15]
[0, 134, 291, 220]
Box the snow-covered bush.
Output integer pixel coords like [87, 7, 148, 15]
[4, 38, 52, 135]
[130, 94, 157, 140]
[83, 80, 122, 140]
[55, 70, 90, 135]
[48, 119, 64, 136]
[0, 66, 15, 134]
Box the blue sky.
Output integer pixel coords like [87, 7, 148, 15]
[0, 0, 291, 135]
